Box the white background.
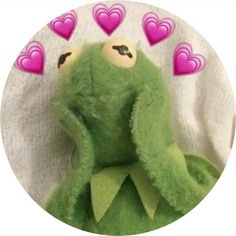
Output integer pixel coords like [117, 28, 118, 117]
[0, 0, 235, 235]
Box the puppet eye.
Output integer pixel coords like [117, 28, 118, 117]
[58, 52, 72, 69]
[58, 47, 82, 74]
[102, 38, 137, 68]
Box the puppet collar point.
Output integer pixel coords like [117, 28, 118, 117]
[90, 162, 160, 222]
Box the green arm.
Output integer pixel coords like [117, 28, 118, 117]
[46, 102, 95, 228]
[130, 91, 220, 214]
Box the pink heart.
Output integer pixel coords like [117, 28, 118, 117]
[173, 42, 206, 76]
[48, 10, 77, 40]
[92, 3, 126, 35]
[14, 41, 45, 75]
[143, 12, 175, 46]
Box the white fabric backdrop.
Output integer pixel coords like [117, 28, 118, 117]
[1, 1, 235, 207]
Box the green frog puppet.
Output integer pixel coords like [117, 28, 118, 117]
[46, 38, 220, 235]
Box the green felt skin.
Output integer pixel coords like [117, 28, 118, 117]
[46, 42, 220, 235]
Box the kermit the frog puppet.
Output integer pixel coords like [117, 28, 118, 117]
[46, 38, 220, 235]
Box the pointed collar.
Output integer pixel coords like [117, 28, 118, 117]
[90, 162, 160, 222]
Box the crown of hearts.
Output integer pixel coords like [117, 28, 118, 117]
[14, 3, 206, 77]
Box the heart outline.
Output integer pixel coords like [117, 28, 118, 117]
[173, 42, 206, 76]
[48, 10, 77, 40]
[92, 3, 126, 35]
[14, 41, 45, 75]
[142, 12, 175, 46]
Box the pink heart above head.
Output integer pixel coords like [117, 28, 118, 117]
[173, 42, 206, 76]
[92, 3, 126, 35]
[48, 10, 77, 40]
[142, 12, 175, 46]
[14, 41, 45, 75]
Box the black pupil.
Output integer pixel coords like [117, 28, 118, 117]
[112, 45, 133, 58]
[58, 52, 72, 69]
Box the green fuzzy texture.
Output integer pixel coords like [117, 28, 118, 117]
[90, 162, 160, 222]
[46, 42, 220, 235]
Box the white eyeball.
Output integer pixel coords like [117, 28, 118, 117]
[58, 47, 82, 74]
[102, 38, 137, 68]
